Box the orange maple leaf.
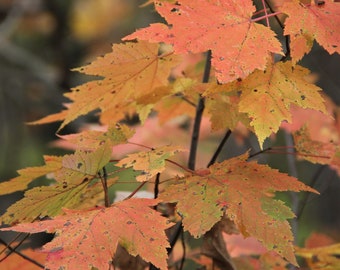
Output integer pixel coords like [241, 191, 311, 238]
[124, 0, 283, 83]
[160, 153, 317, 265]
[1, 199, 171, 270]
[281, 0, 340, 63]
[35, 41, 180, 129]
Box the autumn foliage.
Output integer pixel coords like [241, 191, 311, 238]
[1, 0, 340, 269]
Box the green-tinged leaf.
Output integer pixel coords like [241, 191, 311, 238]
[116, 145, 187, 182]
[2, 199, 171, 270]
[160, 153, 317, 265]
[0, 156, 62, 195]
[0, 181, 89, 225]
[238, 61, 326, 147]
[54, 142, 112, 185]
[160, 175, 224, 238]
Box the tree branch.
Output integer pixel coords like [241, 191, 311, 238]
[188, 50, 212, 170]
[207, 129, 232, 167]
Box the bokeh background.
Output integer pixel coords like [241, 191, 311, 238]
[0, 0, 340, 268]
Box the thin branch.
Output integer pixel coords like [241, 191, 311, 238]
[99, 167, 110, 207]
[0, 238, 44, 268]
[296, 165, 326, 220]
[165, 159, 196, 174]
[0, 233, 29, 262]
[165, 51, 212, 269]
[154, 173, 160, 199]
[247, 147, 272, 159]
[284, 132, 299, 244]
[179, 229, 186, 270]
[251, 11, 282, 23]
[264, 0, 291, 59]
[188, 50, 211, 170]
[261, 0, 270, 27]
[207, 129, 232, 167]
[124, 182, 147, 200]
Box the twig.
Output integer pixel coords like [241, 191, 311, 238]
[264, 0, 291, 59]
[188, 50, 211, 170]
[207, 129, 232, 167]
[0, 238, 44, 269]
[99, 167, 110, 207]
[124, 182, 147, 200]
[154, 173, 160, 199]
[0, 233, 29, 262]
[164, 51, 213, 270]
[296, 165, 325, 220]
[261, 0, 270, 27]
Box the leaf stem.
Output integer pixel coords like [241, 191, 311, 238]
[251, 11, 282, 23]
[261, 0, 270, 27]
[207, 129, 232, 167]
[124, 181, 147, 200]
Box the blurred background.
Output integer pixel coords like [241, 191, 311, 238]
[0, 0, 340, 268]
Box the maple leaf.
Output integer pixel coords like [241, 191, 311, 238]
[0, 143, 114, 224]
[116, 145, 187, 182]
[124, 0, 283, 83]
[0, 182, 89, 225]
[206, 92, 251, 132]
[237, 61, 326, 146]
[58, 124, 135, 150]
[160, 153, 317, 265]
[35, 41, 180, 129]
[0, 155, 62, 195]
[281, 0, 340, 64]
[295, 243, 340, 269]
[1, 199, 170, 270]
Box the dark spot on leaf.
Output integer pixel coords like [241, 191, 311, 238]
[127, 220, 133, 225]
[82, 178, 89, 183]
[253, 89, 258, 92]
[171, 8, 179, 12]
[301, 95, 306, 100]
[150, 237, 155, 242]
[77, 162, 83, 169]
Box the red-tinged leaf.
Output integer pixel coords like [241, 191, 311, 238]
[116, 146, 187, 182]
[2, 199, 171, 270]
[58, 124, 134, 150]
[160, 153, 317, 265]
[238, 61, 326, 146]
[124, 0, 283, 83]
[281, 0, 340, 64]
[292, 124, 340, 176]
[53, 41, 180, 129]
[293, 125, 335, 164]
[0, 155, 62, 195]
